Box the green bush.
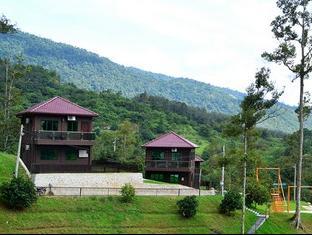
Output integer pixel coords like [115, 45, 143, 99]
[0, 177, 37, 210]
[219, 191, 242, 215]
[121, 183, 135, 203]
[177, 195, 199, 218]
[246, 182, 270, 208]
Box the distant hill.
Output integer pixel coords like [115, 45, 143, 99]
[0, 31, 310, 133]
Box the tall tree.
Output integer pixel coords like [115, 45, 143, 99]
[0, 58, 30, 152]
[262, 0, 312, 229]
[0, 15, 16, 33]
[224, 68, 282, 234]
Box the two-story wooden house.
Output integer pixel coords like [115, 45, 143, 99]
[16, 96, 98, 173]
[143, 132, 204, 188]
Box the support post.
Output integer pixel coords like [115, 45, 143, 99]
[293, 164, 297, 201]
[288, 186, 291, 213]
[221, 145, 225, 197]
[15, 124, 24, 178]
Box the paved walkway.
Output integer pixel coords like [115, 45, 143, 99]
[246, 208, 269, 234]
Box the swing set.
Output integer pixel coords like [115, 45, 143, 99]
[287, 186, 312, 213]
[256, 167, 287, 212]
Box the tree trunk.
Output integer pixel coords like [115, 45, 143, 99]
[293, 10, 306, 229]
[241, 131, 247, 234]
[293, 75, 304, 229]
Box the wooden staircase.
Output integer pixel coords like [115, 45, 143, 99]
[271, 189, 285, 212]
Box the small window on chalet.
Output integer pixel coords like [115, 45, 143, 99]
[40, 149, 57, 160]
[67, 121, 78, 132]
[171, 152, 181, 161]
[65, 149, 78, 160]
[41, 120, 58, 131]
[152, 150, 165, 160]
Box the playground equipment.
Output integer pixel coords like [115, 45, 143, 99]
[256, 167, 286, 213]
[287, 185, 312, 213]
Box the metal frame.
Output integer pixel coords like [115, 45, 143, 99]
[256, 167, 286, 205]
[287, 185, 312, 213]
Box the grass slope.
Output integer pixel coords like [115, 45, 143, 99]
[0, 153, 257, 234]
[258, 213, 312, 234]
[0, 196, 257, 234]
[1, 152, 311, 234]
[0, 152, 16, 184]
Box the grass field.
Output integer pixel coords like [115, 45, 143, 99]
[0, 152, 18, 184]
[0, 196, 258, 234]
[1, 152, 312, 234]
[257, 213, 312, 234]
[250, 202, 312, 234]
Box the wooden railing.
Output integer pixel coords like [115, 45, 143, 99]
[145, 160, 194, 170]
[33, 131, 96, 141]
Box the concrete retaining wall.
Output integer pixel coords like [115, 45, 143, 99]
[32, 173, 216, 196]
[33, 173, 144, 188]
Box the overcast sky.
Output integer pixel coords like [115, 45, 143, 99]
[1, 0, 312, 105]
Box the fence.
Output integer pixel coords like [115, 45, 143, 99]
[37, 185, 215, 197]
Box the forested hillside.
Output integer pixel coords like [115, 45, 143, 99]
[0, 31, 310, 133]
[1, 63, 297, 188]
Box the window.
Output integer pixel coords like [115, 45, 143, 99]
[172, 152, 181, 161]
[79, 150, 88, 158]
[170, 174, 179, 183]
[41, 120, 58, 131]
[151, 173, 164, 182]
[65, 149, 77, 160]
[152, 150, 165, 160]
[40, 149, 57, 160]
[67, 121, 78, 132]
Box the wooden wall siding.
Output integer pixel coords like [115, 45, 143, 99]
[145, 147, 195, 161]
[19, 112, 96, 174]
[31, 115, 92, 132]
[31, 164, 91, 173]
[35, 145, 90, 165]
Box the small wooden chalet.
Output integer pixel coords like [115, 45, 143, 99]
[143, 132, 204, 189]
[16, 96, 98, 173]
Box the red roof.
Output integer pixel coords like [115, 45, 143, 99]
[17, 96, 98, 117]
[143, 132, 198, 148]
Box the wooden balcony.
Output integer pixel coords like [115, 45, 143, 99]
[32, 131, 96, 146]
[145, 160, 194, 172]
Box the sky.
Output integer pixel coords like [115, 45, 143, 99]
[1, 0, 312, 105]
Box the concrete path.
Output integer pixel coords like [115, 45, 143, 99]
[246, 208, 269, 234]
[247, 215, 268, 234]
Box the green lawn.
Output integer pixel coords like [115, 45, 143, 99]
[2, 152, 312, 234]
[0, 196, 258, 234]
[249, 202, 312, 234]
[0, 152, 17, 184]
[257, 213, 312, 234]
[143, 179, 177, 185]
[0, 152, 257, 234]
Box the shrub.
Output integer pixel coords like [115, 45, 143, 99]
[0, 177, 37, 210]
[177, 195, 199, 218]
[219, 190, 242, 215]
[246, 182, 270, 208]
[121, 183, 135, 203]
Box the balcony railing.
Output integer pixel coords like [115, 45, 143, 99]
[145, 160, 194, 170]
[33, 131, 96, 141]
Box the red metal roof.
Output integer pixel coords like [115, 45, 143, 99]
[143, 132, 198, 148]
[16, 96, 98, 117]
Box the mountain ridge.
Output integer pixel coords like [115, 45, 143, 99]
[0, 31, 310, 133]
